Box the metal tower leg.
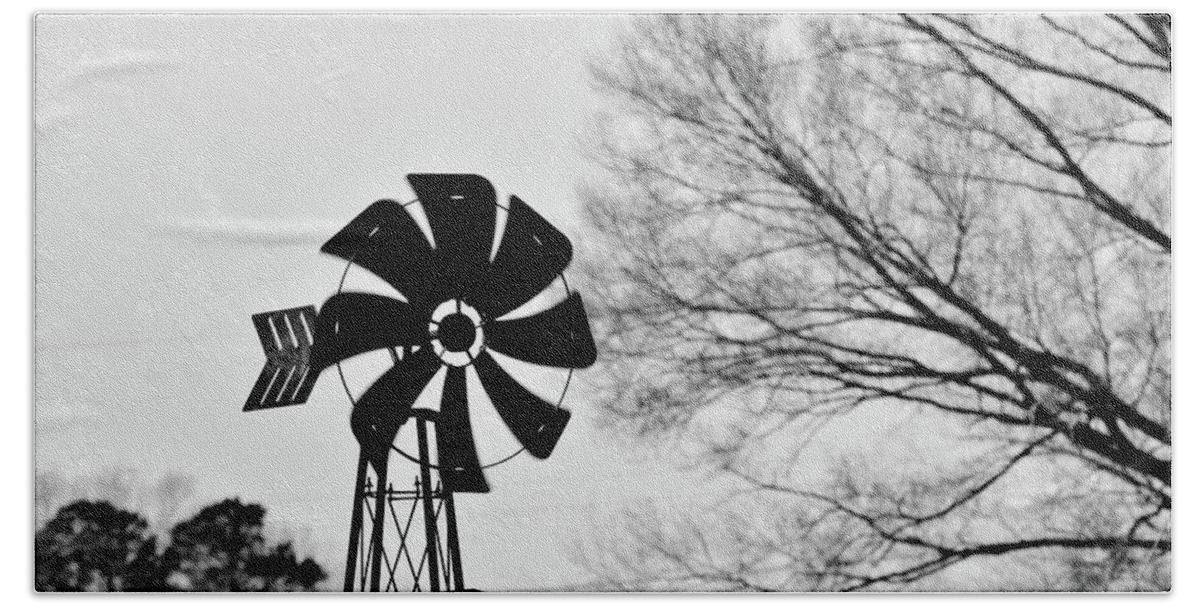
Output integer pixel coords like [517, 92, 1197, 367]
[343, 452, 369, 591]
[341, 415, 471, 592]
[367, 458, 389, 591]
[416, 419, 441, 591]
[444, 491, 465, 590]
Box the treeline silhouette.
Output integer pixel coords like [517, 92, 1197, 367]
[35, 497, 327, 592]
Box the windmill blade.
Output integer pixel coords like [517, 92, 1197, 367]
[473, 351, 571, 459]
[310, 292, 426, 370]
[320, 199, 440, 309]
[351, 348, 442, 474]
[435, 366, 490, 493]
[472, 196, 572, 317]
[486, 292, 597, 369]
[407, 174, 496, 296]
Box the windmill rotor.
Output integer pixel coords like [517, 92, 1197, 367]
[244, 173, 596, 591]
[308, 173, 597, 494]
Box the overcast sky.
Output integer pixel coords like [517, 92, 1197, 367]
[33, 13, 721, 590]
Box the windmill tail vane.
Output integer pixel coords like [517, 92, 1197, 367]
[245, 306, 319, 410]
[242, 173, 597, 592]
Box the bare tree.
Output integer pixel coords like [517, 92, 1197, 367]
[581, 13, 1169, 591]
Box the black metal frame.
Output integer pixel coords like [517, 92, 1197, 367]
[342, 415, 467, 592]
[247, 176, 598, 593]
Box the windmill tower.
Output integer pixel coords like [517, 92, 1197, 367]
[245, 174, 597, 591]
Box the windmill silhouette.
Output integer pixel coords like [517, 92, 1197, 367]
[246, 174, 596, 591]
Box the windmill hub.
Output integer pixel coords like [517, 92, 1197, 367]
[429, 299, 484, 366]
[437, 314, 475, 352]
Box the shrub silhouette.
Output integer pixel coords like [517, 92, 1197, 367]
[36, 498, 326, 592]
[35, 501, 159, 591]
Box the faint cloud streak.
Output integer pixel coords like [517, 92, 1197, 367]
[162, 217, 346, 245]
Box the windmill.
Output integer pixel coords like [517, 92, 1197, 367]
[245, 174, 597, 592]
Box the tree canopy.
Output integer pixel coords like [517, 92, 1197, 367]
[582, 13, 1169, 591]
[35, 500, 160, 591]
[35, 498, 326, 592]
[163, 498, 325, 591]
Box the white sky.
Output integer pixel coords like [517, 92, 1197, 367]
[33, 13, 715, 590]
